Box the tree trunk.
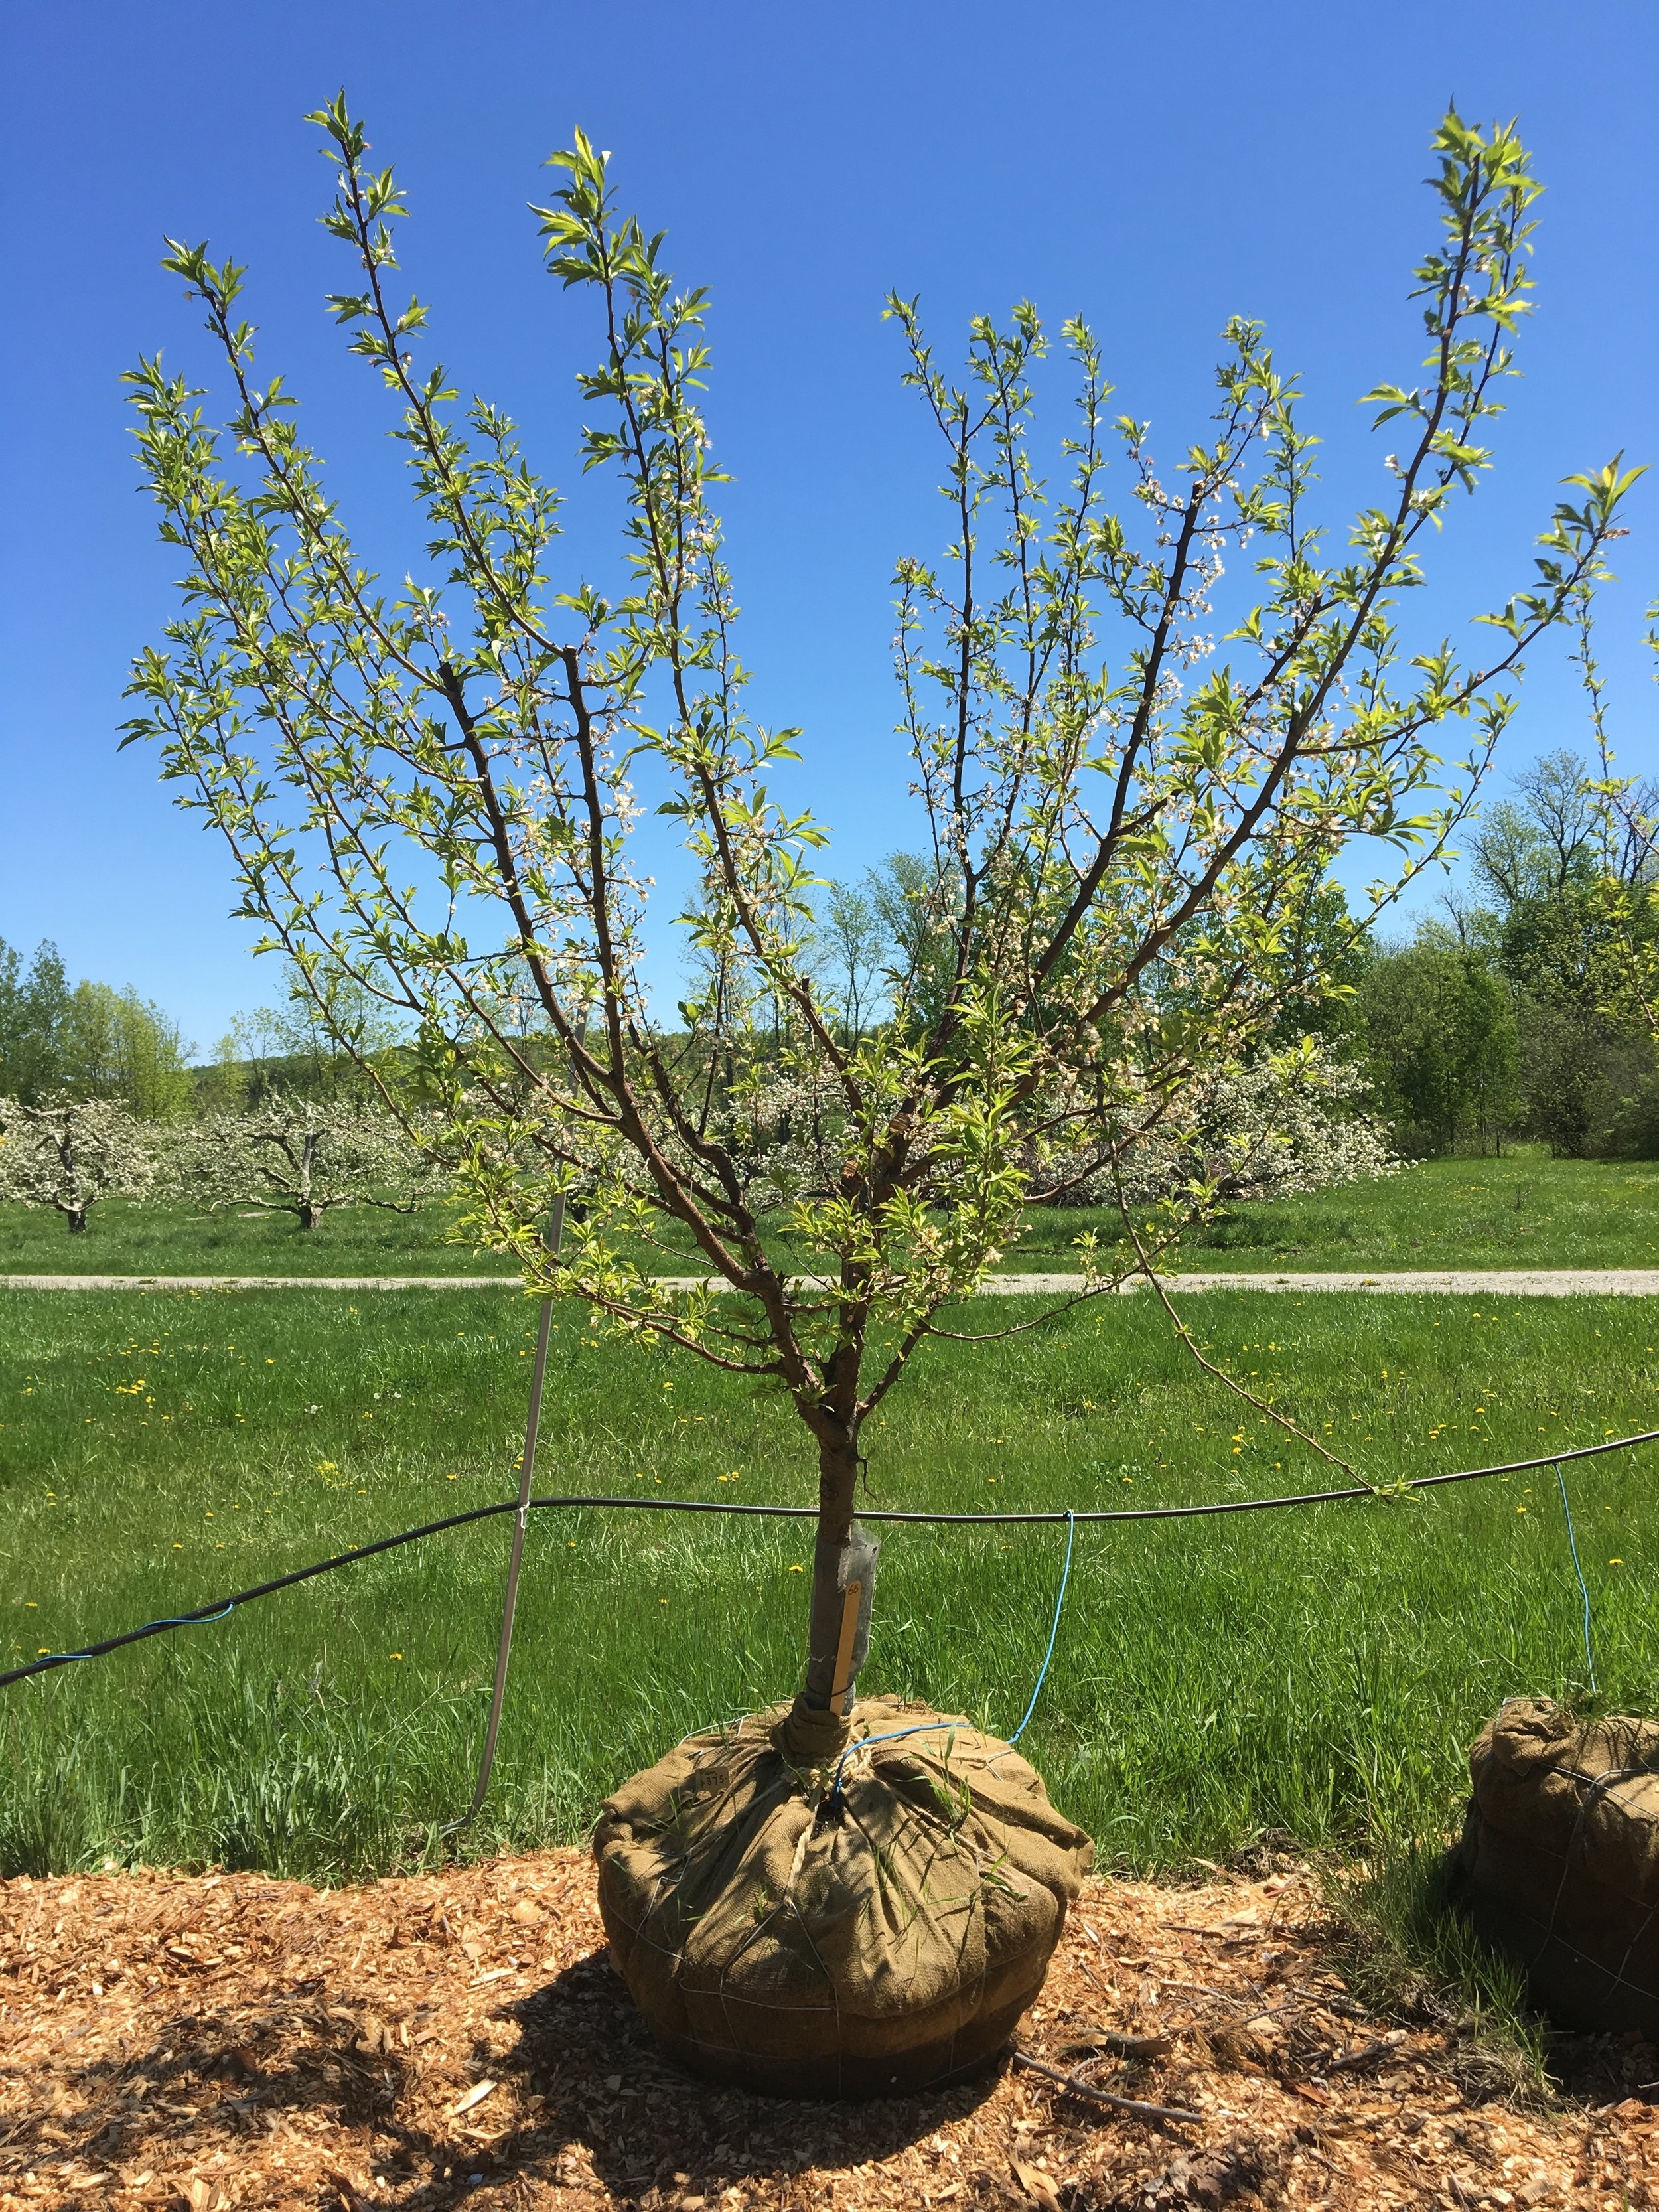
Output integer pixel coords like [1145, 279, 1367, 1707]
[798, 1426, 878, 1718]
[298, 1203, 319, 1230]
[66, 1207, 87, 1234]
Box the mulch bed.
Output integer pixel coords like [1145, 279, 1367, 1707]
[3, 1851, 1655, 2209]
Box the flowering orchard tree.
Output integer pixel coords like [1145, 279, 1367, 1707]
[1035, 1045, 1396, 1215]
[0, 1094, 158, 1233]
[125, 104, 1634, 1730]
[182, 1094, 445, 1230]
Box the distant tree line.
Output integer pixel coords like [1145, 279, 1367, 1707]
[4, 746, 1650, 1234]
[192, 964, 409, 1110]
[0, 940, 192, 1118]
[814, 772, 1659, 1169]
[1356, 749, 1659, 1158]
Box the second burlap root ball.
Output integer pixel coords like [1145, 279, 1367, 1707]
[1451, 1696, 1659, 2035]
[594, 1694, 1094, 2098]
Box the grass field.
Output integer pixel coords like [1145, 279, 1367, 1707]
[1017, 1153, 1659, 1272]
[0, 1197, 507, 1276]
[4, 1280, 1656, 1891]
[7, 1153, 1659, 1276]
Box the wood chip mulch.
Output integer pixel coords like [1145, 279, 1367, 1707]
[3, 1851, 1656, 2210]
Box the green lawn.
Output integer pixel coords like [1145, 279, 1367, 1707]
[0, 1197, 511, 1276]
[7, 1153, 1659, 1276]
[1019, 1153, 1659, 1272]
[4, 1282, 1656, 1885]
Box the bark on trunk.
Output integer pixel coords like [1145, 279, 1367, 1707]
[298, 1203, 319, 1231]
[66, 1208, 87, 1234]
[798, 1428, 879, 1716]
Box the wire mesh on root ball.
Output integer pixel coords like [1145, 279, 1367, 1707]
[1451, 1699, 1659, 2038]
[594, 1694, 1093, 2099]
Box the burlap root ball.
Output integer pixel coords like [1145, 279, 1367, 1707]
[593, 1694, 1094, 2098]
[1450, 1697, 1659, 2035]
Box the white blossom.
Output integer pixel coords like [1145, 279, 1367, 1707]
[0, 1094, 159, 1232]
[1025, 1051, 1395, 1213]
[179, 1094, 446, 1230]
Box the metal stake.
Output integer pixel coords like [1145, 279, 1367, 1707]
[443, 1193, 565, 1834]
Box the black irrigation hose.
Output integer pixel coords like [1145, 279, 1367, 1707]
[7, 1424, 1658, 1693]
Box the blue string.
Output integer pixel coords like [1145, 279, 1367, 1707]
[1007, 1509, 1076, 1745]
[1554, 1462, 1599, 1696]
[826, 1509, 1076, 1803]
[38, 1603, 236, 1669]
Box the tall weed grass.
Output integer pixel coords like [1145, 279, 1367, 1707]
[4, 1288, 1654, 1893]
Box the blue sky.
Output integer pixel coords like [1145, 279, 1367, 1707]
[2, 0, 1654, 1051]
